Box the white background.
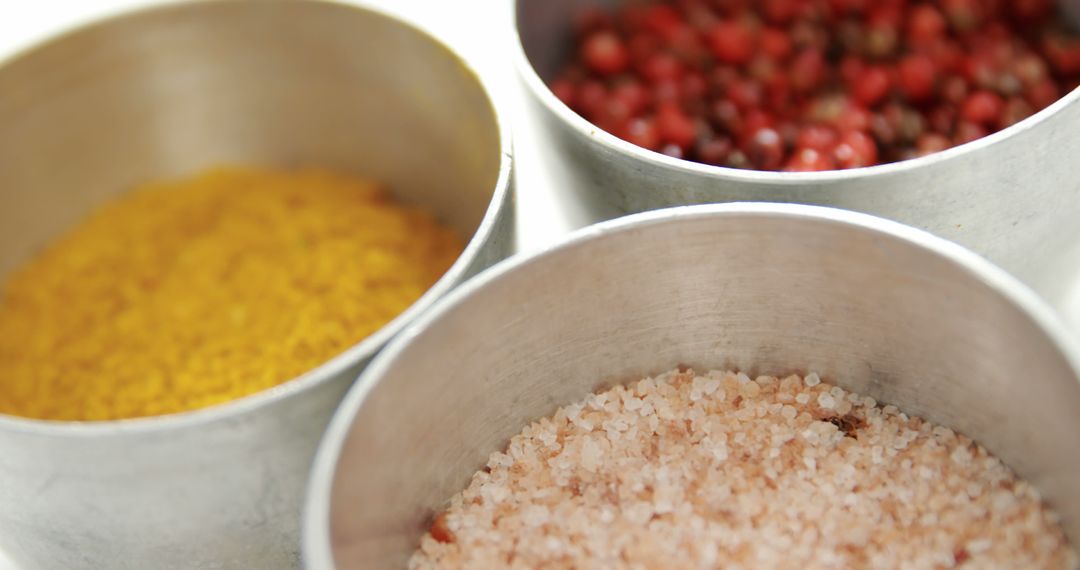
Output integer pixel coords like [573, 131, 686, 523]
[0, 0, 587, 567]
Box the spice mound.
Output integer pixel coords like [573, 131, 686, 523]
[0, 167, 463, 421]
[550, 0, 1080, 170]
[411, 369, 1077, 569]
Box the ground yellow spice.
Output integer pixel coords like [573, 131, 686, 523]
[0, 167, 463, 421]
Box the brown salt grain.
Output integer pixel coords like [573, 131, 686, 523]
[410, 369, 1077, 569]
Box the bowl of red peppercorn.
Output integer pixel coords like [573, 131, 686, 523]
[513, 0, 1080, 318]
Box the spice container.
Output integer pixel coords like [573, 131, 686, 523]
[0, 1, 511, 568]
[304, 203, 1080, 568]
[512, 0, 1080, 327]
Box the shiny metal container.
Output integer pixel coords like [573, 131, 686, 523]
[511, 0, 1080, 334]
[0, 1, 513, 568]
[305, 203, 1080, 568]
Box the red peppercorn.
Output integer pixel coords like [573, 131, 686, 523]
[740, 110, 776, 142]
[898, 54, 937, 101]
[998, 97, 1034, 129]
[656, 103, 698, 150]
[612, 81, 652, 116]
[942, 0, 982, 33]
[744, 127, 785, 170]
[763, 0, 800, 25]
[696, 135, 735, 165]
[1010, 0, 1052, 22]
[832, 130, 878, 169]
[642, 5, 684, 40]
[623, 117, 662, 151]
[726, 78, 765, 110]
[582, 31, 630, 76]
[660, 143, 686, 159]
[852, 66, 893, 106]
[790, 49, 827, 93]
[960, 90, 1005, 125]
[709, 99, 742, 132]
[916, 132, 952, 156]
[1044, 35, 1080, 76]
[954, 120, 988, 144]
[907, 4, 947, 43]
[576, 80, 608, 119]
[1013, 53, 1049, 87]
[839, 56, 866, 84]
[834, 101, 873, 132]
[708, 20, 756, 64]
[760, 27, 794, 61]
[785, 147, 837, 171]
[1025, 78, 1060, 109]
[550, 78, 577, 108]
[640, 52, 685, 83]
[796, 125, 839, 151]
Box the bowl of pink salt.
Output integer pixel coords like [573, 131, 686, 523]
[305, 203, 1080, 569]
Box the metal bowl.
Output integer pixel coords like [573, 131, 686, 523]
[0, 1, 512, 568]
[304, 203, 1080, 568]
[511, 0, 1080, 334]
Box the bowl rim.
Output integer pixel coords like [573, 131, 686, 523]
[301, 202, 1080, 568]
[0, 0, 515, 435]
[508, 0, 1080, 183]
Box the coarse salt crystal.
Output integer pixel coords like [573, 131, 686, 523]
[804, 372, 821, 386]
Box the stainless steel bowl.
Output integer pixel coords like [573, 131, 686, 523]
[0, 1, 513, 568]
[304, 203, 1080, 568]
[511, 0, 1080, 335]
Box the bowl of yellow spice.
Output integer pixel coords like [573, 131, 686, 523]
[0, 1, 512, 568]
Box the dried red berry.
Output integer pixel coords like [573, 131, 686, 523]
[785, 147, 836, 171]
[582, 31, 630, 76]
[960, 90, 1005, 125]
[796, 125, 839, 151]
[852, 66, 893, 106]
[744, 127, 785, 170]
[832, 130, 878, 168]
[623, 117, 662, 151]
[907, 4, 947, 43]
[656, 103, 698, 150]
[898, 54, 937, 101]
[708, 21, 756, 64]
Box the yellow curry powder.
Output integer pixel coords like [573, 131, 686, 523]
[0, 167, 464, 421]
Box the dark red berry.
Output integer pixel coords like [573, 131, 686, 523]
[642, 5, 684, 39]
[832, 130, 878, 168]
[1025, 78, 1060, 109]
[790, 49, 827, 93]
[576, 81, 608, 119]
[550, 78, 577, 108]
[960, 90, 1005, 125]
[744, 127, 785, 170]
[696, 135, 735, 165]
[623, 117, 662, 151]
[656, 103, 698, 150]
[612, 81, 652, 116]
[915, 132, 951, 156]
[907, 4, 947, 43]
[898, 54, 937, 101]
[760, 27, 793, 61]
[708, 21, 756, 64]
[796, 125, 839, 151]
[640, 52, 684, 83]
[582, 31, 630, 76]
[785, 147, 836, 171]
[852, 66, 893, 106]
[954, 120, 988, 144]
